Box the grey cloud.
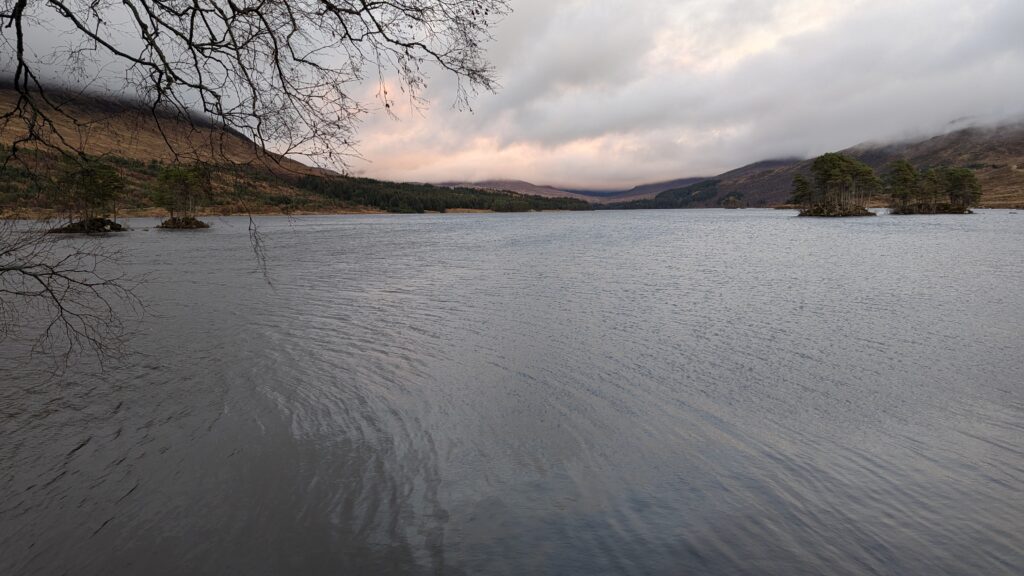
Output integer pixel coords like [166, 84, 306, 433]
[353, 0, 1024, 187]
[11, 0, 1018, 187]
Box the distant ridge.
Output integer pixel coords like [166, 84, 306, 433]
[609, 177, 711, 199]
[437, 179, 597, 202]
[440, 177, 714, 204]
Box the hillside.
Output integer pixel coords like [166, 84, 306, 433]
[0, 88, 590, 215]
[612, 125, 1024, 209]
[0, 86, 324, 176]
[846, 125, 1024, 208]
[607, 177, 711, 200]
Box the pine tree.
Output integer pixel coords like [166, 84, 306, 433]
[885, 160, 920, 213]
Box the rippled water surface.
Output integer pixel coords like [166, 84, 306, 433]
[2, 210, 1023, 575]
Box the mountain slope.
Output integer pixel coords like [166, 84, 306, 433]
[846, 124, 1024, 207]
[0, 86, 327, 177]
[613, 124, 1024, 209]
[615, 177, 711, 198]
[723, 125, 1024, 208]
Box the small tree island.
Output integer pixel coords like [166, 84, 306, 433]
[790, 153, 984, 217]
[155, 165, 212, 229]
[886, 160, 981, 214]
[48, 158, 127, 233]
[790, 153, 879, 217]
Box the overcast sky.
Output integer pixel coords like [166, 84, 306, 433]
[348, 0, 1024, 189]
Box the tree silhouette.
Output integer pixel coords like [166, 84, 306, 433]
[2, 0, 508, 166]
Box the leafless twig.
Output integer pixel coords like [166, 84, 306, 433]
[0, 218, 143, 369]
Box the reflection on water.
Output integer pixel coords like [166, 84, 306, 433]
[2, 210, 1023, 575]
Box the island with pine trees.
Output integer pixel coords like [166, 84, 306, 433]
[790, 153, 879, 217]
[885, 160, 981, 214]
[790, 153, 983, 217]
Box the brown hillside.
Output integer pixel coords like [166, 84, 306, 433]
[0, 87, 366, 215]
[847, 124, 1024, 208]
[0, 87, 325, 177]
[694, 124, 1024, 208]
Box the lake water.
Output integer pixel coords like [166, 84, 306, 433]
[2, 209, 1022, 575]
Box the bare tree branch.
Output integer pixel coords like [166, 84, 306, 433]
[1, 0, 509, 167]
[0, 218, 143, 369]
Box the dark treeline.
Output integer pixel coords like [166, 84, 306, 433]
[296, 176, 592, 213]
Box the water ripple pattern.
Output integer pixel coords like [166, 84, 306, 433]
[2, 210, 1022, 575]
